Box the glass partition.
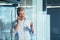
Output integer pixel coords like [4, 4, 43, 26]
[0, 6, 16, 40]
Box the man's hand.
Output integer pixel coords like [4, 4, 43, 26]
[14, 16, 20, 32]
[17, 16, 20, 23]
[30, 23, 34, 33]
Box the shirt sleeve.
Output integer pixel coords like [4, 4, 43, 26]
[11, 20, 17, 35]
[28, 20, 31, 29]
[10, 20, 18, 40]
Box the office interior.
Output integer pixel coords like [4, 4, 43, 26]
[0, 0, 50, 40]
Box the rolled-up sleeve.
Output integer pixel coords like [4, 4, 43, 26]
[10, 20, 18, 40]
[11, 20, 18, 36]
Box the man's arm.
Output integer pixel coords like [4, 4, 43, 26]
[14, 16, 20, 32]
[30, 23, 34, 33]
[14, 23, 19, 32]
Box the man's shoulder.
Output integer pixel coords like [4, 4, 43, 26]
[25, 19, 31, 23]
[12, 20, 17, 23]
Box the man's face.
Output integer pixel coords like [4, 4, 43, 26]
[19, 10, 25, 19]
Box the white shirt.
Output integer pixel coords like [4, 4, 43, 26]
[11, 19, 32, 40]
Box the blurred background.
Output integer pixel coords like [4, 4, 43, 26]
[0, 0, 50, 40]
[47, 0, 60, 40]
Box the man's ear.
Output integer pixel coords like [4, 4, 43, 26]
[18, 14, 19, 16]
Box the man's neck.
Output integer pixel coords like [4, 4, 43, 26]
[20, 18, 24, 21]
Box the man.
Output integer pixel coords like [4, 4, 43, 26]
[11, 7, 34, 40]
